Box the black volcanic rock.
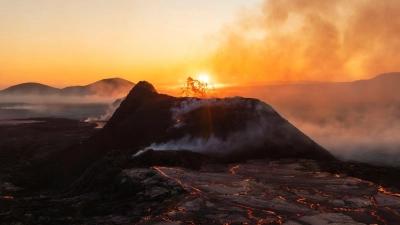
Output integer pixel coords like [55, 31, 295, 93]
[64, 149, 216, 196]
[105, 81, 159, 128]
[57, 81, 336, 186]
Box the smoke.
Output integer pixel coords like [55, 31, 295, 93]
[136, 98, 277, 157]
[85, 97, 125, 128]
[208, 0, 400, 83]
[210, 70, 400, 166]
[287, 105, 400, 165]
[170, 97, 272, 127]
[85, 103, 118, 122]
[0, 94, 118, 104]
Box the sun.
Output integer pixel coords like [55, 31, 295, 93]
[198, 73, 210, 83]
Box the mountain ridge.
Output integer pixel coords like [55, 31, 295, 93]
[0, 77, 135, 97]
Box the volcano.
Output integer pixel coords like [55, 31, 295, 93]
[106, 81, 335, 160]
[57, 81, 335, 186]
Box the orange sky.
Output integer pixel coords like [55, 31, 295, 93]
[1, 0, 400, 90]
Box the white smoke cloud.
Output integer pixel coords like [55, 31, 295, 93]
[135, 97, 278, 157]
[171, 97, 273, 126]
[85, 98, 124, 128]
[288, 109, 400, 165]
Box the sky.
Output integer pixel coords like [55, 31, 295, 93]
[0, 0, 257, 88]
[1, 0, 400, 90]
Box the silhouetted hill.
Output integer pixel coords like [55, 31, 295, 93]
[359, 72, 400, 84]
[0, 82, 59, 95]
[60, 78, 135, 97]
[0, 78, 135, 98]
[222, 72, 400, 109]
[56, 81, 336, 186]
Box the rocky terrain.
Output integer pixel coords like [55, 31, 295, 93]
[1, 82, 400, 224]
[0, 118, 99, 192]
[2, 142, 400, 224]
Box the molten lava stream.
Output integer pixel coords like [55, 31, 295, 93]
[230, 165, 240, 174]
[365, 195, 378, 207]
[247, 209, 253, 219]
[188, 185, 208, 198]
[153, 167, 183, 186]
[371, 210, 388, 225]
[1, 196, 13, 199]
[385, 206, 400, 217]
[378, 186, 400, 197]
[153, 166, 207, 198]
[296, 198, 315, 209]
[314, 189, 331, 197]
[349, 177, 374, 186]
[225, 201, 283, 224]
[332, 207, 365, 213]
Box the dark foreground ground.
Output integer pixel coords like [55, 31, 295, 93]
[1, 119, 400, 224]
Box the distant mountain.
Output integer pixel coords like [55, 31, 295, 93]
[221, 72, 400, 106]
[0, 78, 135, 97]
[357, 72, 400, 84]
[60, 78, 135, 97]
[352, 72, 400, 93]
[0, 83, 60, 95]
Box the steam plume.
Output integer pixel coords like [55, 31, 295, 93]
[139, 98, 275, 156]
[85, 98, 124, 127]
[209, 0, 400, 83]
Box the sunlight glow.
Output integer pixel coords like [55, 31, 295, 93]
[198, 73, 210, 83]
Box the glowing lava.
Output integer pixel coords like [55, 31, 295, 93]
[372, 210, 388, 224]
[378, 186, 400, 197]
[230, 165, 240, 174]
[143, 161, 400, 224]
[2, 196, 13, 199]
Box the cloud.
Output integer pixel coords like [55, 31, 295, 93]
[207, 0, 400, 83]
[285, 102, 400, 165]
[137, 98, 278, 157]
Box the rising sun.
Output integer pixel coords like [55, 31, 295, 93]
[198, 73, 210, 83]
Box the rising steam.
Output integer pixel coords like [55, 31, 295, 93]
[201, 0, 400, 165]
[209, 0, 400, 83]
[137, 98, 276, 157]
[85, 98, 125, 127]
[220, 81, 400, 165]
[288, 105, 400, 165]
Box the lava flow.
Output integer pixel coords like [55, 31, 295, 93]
[378, 186, 400, 197]
[1, 196, 13, 199]
[230, 165, 240, 174]
[296, 197, 319, 210]
[371, 210, 388, 225]
[333, 207, 365, 213]
[153, 166, 184, 187]
[140, 160, 400, 224]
